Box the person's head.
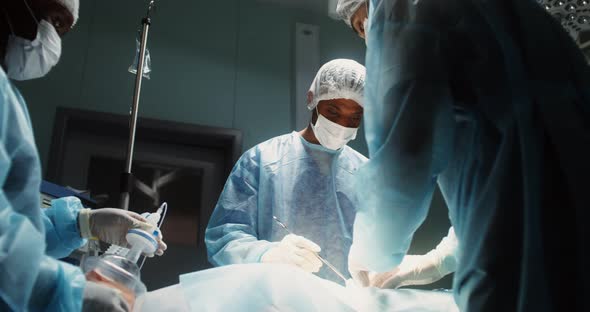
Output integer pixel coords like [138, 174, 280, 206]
[0, 0, 79, 80]
[306, 59, 365, 150]
[336, 0, 368, 39]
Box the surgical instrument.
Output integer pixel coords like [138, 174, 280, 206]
[273, 216, 348, 283]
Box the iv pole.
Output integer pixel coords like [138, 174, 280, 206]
[120, 0, 157, 210]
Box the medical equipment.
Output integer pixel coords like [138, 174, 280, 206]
[83, 255, 147, 308]
[40, 180, 96, 208]
[105, 213, 159, 261]
[83, 202, 167, 310]
[106, 202, 167, 266]
[540, 0, 590, 41]
[539, 0, 590, 63]
[128, 33, 152, 79]
[273, 216, 348, 282]
[120, 0, 159, 210]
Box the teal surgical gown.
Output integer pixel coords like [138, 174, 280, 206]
[0, 68, 87, 311]
[205, 132, 367, 284]
[350, 0, 589, 311]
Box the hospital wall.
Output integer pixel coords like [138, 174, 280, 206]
[17, 0, 453, 288]
[17, 0, 367, 170]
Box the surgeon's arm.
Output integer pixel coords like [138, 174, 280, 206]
[369, 227, 458, 288]
[0, 164, 85, 311]
[205, 149, 276, 265]
[42, 197, 88, 258]
[350, 0, 455, 273]
[0, 82, 86, 311]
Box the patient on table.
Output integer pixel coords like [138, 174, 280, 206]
[135, 264, 458, 312]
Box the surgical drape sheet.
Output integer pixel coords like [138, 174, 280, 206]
[136, 264, 458, 312]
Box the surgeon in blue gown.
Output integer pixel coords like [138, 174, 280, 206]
[348, 0, 589, 311]
[336, 0, 461, 291]
[206, 59, 368, 284]
[0, 1, 165, 311]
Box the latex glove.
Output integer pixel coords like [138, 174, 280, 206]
[347, 250, 372, 287]
[261, 234, 323, 273]
[368, 255, 424, 288]
[347, 242, 404, 288]
[82, 281, 130, 312]
[78, 208, 167, 256]
[370, 228, 458, 288]
[369, 254, 451, 288]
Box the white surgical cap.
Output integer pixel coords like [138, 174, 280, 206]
[54, 0, 80, 25]
[307, 59, 365, 110]
[336, 0, 366, 27]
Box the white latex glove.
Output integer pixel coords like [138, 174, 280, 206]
[261, 234, 323, 273]
[78, 208, 167, 256]
[370, 228, 458, 289]
[82, 281, 130, 312]
[369, 255, 430, 288]
[351, 254, 445, 289]
[370, 254, 452, 288]
[347, 247, 372, 287]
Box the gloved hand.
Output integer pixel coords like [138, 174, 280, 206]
[347, 250, 372, 287]
[78, 208, 167, 256]
[368, 255, 444, 288]
[370, 228, 458, 288]
[349, 254, 445, 289]
[261, 234, 323, 273]
[82, 281, 130, 312]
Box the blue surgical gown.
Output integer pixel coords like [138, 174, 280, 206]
[0, 68, 87, 311]
[351, 0, 589, 311]
[205, 132, 367, 284]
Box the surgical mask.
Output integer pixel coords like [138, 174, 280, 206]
[4, 4, 62, 81]
[311, 108, 358, 150]
[363, 18, 369, 46]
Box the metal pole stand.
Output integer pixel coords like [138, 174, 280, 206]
[120, 0, 157, 210]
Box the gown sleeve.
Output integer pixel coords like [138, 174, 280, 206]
[205, 148, 277, 265]
[350, 0, 456, 272]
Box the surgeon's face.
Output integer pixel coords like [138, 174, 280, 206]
[7, 0, 74, 40]
[314, 99, 363, 128]
[33, 0, 75, 36]
[351, 3, 368, 39]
